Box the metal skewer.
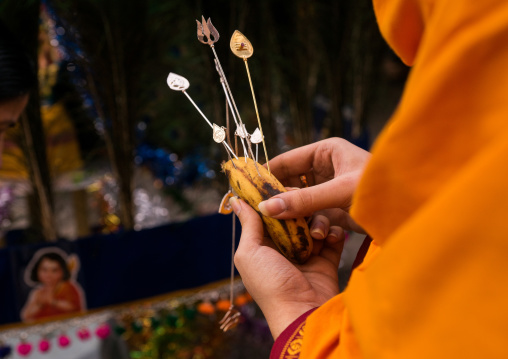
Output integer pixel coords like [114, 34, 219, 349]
[197, 17, 251, 162]
[167, 72, 237, 159]
[230, 30, 271, 173]
[215, 61, 249, 159]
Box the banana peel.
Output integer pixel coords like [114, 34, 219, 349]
[222, 157, 313, 264]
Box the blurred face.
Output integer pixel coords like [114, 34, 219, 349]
[37, 258, 64, 286]
[0, 94, 29, 168]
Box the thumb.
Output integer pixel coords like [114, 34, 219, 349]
[230, 197, 266, 251]
[258, 174, 358, 219]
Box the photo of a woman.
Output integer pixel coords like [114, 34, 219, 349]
[21, 248, 86, 322]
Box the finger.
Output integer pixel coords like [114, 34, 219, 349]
[268, 137, 365, 184]
[284, 187, 301, 191]
[315, 208, 366, 234]
[312, 239, 323, 256]
[263, 167, 314, 189]
[266, 141, 324, 182]
[326, 226, 345, 245]
[258, 173, 359, 219]
[275, 171, 315, 188]
[230, 197, 266, 252]
[319, 226, 346, 266]
[230, 197, 281, 253]
[309, 214, 330, 240]
[310, 215, 331, 255]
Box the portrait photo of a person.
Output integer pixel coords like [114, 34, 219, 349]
[21, 248, 86, 322]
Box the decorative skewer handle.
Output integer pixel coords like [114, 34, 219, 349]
[230, 30, 271, 172]
[167, 72, 237, 159]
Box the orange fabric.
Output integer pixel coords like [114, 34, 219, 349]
[300, 0, 508, 357]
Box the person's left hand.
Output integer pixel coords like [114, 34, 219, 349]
[231, 197, 345, 339]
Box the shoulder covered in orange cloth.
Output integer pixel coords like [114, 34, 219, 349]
[272, 0, 508, 357]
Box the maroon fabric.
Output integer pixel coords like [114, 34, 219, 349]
[352, 235, 372, 271]
[269, 308, 317, 359]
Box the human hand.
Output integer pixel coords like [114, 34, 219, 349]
[259, 138, 370, 233]
[231, 197, 345, 339]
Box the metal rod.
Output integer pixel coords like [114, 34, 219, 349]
[183, 90, 212, 128]
[243, 59, 270, 173]
[219, 80, 249, 160]
[223, 142, 238, 160]
[182, 90, 237, 159]
[211, 47, 250, 141]
[230, 212, 236, 306]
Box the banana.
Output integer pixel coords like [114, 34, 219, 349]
[222, 157, 313, 264]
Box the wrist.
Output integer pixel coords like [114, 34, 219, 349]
[260, 301, 318, 339]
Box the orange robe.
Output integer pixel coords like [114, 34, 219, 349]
[281, 0, 508, 357]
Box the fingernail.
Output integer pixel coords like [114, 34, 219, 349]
[327, 230, 342, 243]
[229, 197, 241, 215]
[258, 198, 286, 216]
[310, 222, 325, 239]
[328, 231, 338, 239]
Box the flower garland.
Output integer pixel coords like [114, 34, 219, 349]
[0, 280, 271, 358]
[0, 311, 112, 357]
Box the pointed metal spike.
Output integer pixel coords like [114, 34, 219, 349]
[202, 16, 210, 39]
[196, 19, 206, 44]
[196, 16, 219, 45]
[207, 18, 220, 43]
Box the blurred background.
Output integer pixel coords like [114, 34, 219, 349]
[0, 0, 408, 358]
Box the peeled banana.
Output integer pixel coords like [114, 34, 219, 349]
[222, 157, 313, 264]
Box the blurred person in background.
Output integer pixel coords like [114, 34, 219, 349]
[0, 20, 36, 168]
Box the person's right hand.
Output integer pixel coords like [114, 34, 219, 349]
[259, 138, 371, 234]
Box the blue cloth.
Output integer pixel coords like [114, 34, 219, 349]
[0, 213, 239, 325]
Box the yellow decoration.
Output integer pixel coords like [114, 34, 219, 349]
[229, 30, 253, 59]
[0, 101, 83, 180]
